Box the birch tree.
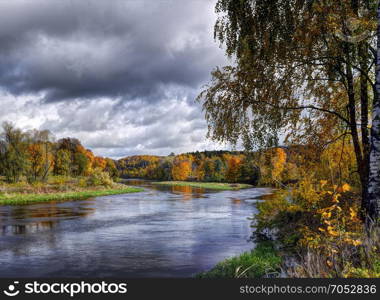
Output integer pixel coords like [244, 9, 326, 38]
[367, 0, 380, 222]
[198, 0, 377, 216]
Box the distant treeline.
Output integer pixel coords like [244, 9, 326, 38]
[0, 122, 118, 183]
[1, 122, 299, 187]
[116, 148, 295, 185]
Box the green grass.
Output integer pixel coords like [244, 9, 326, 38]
[152, 181, 253, 190]
[0, 186, 143, 205]
[196, 242, 282, 278]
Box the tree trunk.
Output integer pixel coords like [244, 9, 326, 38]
[346, 63, 366, 197]
[367, 1, 380, 223]
[360, 42, 370, 213]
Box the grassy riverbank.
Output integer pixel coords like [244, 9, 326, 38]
[196, 242, 281, 278]
[0, 186, 143, 205]
[152, 181, 253, 190]
[0, 174, 143, 205]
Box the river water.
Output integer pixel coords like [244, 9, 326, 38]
[0, 180, 271, 278]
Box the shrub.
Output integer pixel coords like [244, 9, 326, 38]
[86, 168, 114, 187]
[48, 176, 70, 185]
[256, 174, 380, 278]
[197, 242, 281, 278]
[78, 178, 87, 188]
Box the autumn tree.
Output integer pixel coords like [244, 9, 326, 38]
[27, 143, 44, 181]
[203, 158, 215, 181]
[225, 156, 242, 183]
[0, 122, 30, 183]
[239, 156, 260, 185]
[271, 148, 287, 186]
[73, 152, 89, 176]
[198, 0, 378, 216]
[84, 149, 95, 173]
[105, 158, 119, 179]
[27, 129, 55, 181]
[213, 157, 226, 182]
[56, 138, 81, 160]
[367, 0, 380, 222]
[172, 156, 192, 181]
[54, 149, 71, 176]
[93, 156, 107, 171]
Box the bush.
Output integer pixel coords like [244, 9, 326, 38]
[86, 168, 114, 187]
[48, 176, 71, 185]
[197, 242, 281, 278]
[256, 175, 380, 278]
[78, 178, 88, 188]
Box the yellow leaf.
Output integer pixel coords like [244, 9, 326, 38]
[322, 211, 332, 219]
[342, 183, 351, 192]
[327, 226, 339, 236]
[332, 195, 340, 203]
[349, 208, 357, 219]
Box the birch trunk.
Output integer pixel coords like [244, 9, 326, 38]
[367, 1, 380, 223]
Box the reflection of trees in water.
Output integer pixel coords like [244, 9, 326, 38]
[230, 198, 242, 204]
[1, 223, 59, 257]
[0, 201, 95, 236]
[170, 185, 206, 201]
[2, 221, 55, 235]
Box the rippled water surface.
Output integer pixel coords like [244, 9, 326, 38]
[0, 180, 272, 277]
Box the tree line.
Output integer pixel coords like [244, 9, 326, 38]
[0, 122, 118, 183]
[116, 148, 297, 186]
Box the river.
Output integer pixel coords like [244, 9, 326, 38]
[0, 180, 272, 278]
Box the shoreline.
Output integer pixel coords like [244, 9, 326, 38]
[0, 186, 143, 206]
[196, 241, 281, 278]
[152, 181, 253, 190]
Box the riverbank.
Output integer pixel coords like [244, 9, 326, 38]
[0, 186, 143, 205]
[0, 175, 143, 205]
[152, 181, 253, 190]
[196, 241, 281, 278]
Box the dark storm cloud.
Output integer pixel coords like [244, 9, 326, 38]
[0, 0, 225, 103]
[0, 0, 229, 157]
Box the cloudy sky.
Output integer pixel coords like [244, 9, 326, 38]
[0, 0, 230, 158]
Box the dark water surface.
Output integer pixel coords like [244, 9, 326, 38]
[0, 180, 272, 278]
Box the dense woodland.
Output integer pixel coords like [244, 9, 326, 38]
[117, 148, 295, 186]
[118, 151, 257, 184]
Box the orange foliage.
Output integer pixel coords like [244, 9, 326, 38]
[172, 156, 192, 181]
[27, 143, 44, 178]
[225, 155, 242, 183]
[271, 148, 287, 184]
[93, 156, 107, 170]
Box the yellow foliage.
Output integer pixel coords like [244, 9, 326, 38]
[171, 156, 192, 181]
[271, 148, 287, 185]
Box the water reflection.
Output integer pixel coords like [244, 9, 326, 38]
[230, 198, 242, 204]
[0, 180, 273, 278]
[0, 201, 95, 236]
[2, 221, 56, 235]
[170, 185, 206, 201]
